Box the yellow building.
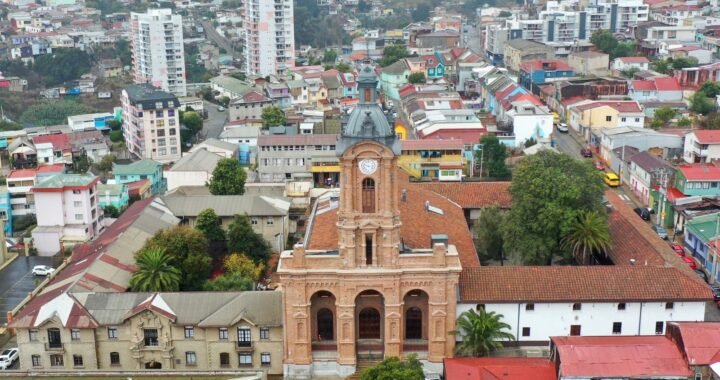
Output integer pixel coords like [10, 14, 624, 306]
[398, 139, 465, 181]
[568, 101, 644, 143]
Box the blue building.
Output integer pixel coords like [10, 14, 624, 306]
[0, 190, 12, 235]
[97, 183, 130, 211]
[519, 60, 575, 95]
[112, 159, 165, 195]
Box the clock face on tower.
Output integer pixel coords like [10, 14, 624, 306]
[358, 159, 378, 175]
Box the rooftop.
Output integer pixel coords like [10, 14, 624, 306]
[669, 322, 720, 366]
[32, 174, 99, 191]
[444, 358, 556, 380]
[124, 84, 179, 108]
[616, 56, 650, 64]
[693, 130, 720, 144]
[574, 101, 642, 113]
[520, 59, 573, 72]
[412, 181, 511, 209]
[161, 194, 290, 217]
[629, 151, 673, 173]
[678, 164, 720, 181]
[400, 139, 463, 151]
[258, 134, 337, 146]
[113, 159, 162, 176]
[209, 75, 252, 95]
[97, 183, 126, 197]
[169, 149, 222, 172]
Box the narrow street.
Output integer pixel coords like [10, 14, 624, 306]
[200, 100, 228, 140]
[200, 21, 242, 60]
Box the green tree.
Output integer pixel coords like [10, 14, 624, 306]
[96, 154, 116, 174]
[671, 56, 699, 70]
[699, 81, 720, 98]
[651, 59, 672, 75]
[227, 214, 272, 264]
[143, 226, 212, 291]
[678, 117, 692, 127]
[477, 135, 510, 179]
[561, 210, 611, 265]
[690, 91, 717, 116]
[208, 158, 247, 195]
[323, 49, 337, 63]
[181, 111, 203, 135]
[195, 208, 226, 241]
[261, 106, 287, 127]
[653, 106, 676, 125]
[474, 206, 506, 265]
[104, 205, 120, 218]
[590, 30, 618, 55]
[107, 119, 122, 131]
[610, 42, 636, 59]
[19, 101, 97, 126]
[453, 308, 515, 357]
[129, 248, 182, 292]
[411, 3, 430, 22]
[377, 45, 409, 67]
[223, 253, 265, 281]
[502, 151, 605, 265]
[408, 72, 426, 84]
[700, 113, 720, 129]
[621, 67, 639, 79]
[360, 354, 424, 380]
[336, 62, 351, 73]
[499, 10, 512, 17]
[33, 48, 92, 86]
[202, 273, 254, 291]
[220, 96, 231, 107]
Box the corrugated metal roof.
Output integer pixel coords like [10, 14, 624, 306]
[161, 194, 290, 217]
[169, 149, 222, 172]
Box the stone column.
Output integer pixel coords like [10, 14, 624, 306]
[336, 303, 356, 365]
[384, 302, 402, 358]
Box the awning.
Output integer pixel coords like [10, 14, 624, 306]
[311, 166, 340, 173]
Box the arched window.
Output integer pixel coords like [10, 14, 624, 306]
[405, 307, 422, 339]
[317, 308, 334, 340]
[364, 88, 372, 102]
[362, 178, 375, 213]
[358, 308, 381, 339]
[219, 352, 230, 367]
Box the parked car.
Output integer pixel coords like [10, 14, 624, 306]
[556, 123, 569, 133]
[32, 265, 55, 276]
[217, 106, 225, 112]
[652, 225, 668, 239]
[603, 173, 620, 187]
[670, 244, 685, 256]
[711, 285, 720, 300]
[593, 160, 605, 170]
[634, 207, 651, 221]
[581, 148, 593, 158]
[698, 270, 711, 284]
[683, 256, 698, 270]
[0, 348, 18, 370]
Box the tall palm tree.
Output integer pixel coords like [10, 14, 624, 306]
[129, 248, 182, 292]
[562, 210, 612, 265]
[453, 308, 515, 357]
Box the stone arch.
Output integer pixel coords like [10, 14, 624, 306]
[355, 289, 385, 341]
[403, 289, 429, 341]
[310, 290, 337, 343]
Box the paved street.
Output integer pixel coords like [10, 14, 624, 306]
[552, 129, 584, 160]
[200, 100, 228, 140]
[200, 20, 241, 60]
[0, 256, 53, 325]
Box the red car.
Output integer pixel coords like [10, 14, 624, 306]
[683, 256, 698, 270]
[581, 148, 593, 158]
[670, 244, 685, 257]
[593, 160, 605, 170]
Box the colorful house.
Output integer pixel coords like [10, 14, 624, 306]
[397, 139, 465, 181]
[0, 190, 12, 235]
[519, 60, 575, 95]
[112, 159, 164, 195]
[97, 183, 129, 211]
[684, 213, 720, 282]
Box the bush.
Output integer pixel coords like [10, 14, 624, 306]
[109, 130, 123, 143]
[13, 215, 37, 232]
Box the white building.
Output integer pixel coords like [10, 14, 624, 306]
[130, 9, 187, 96]
[164, 148, 222, 191]
[628, 151, 673, 206]
[458, 266, 708, 343]
[611, 56, 650, 73]
[121, 84, 182, 163]
[31, 174, 102, 256]
[241, 0, 295, 77]
[188, 138, 239, 159]
[220, 126, 261, 147]
[67, 112, 115, 131]
[6, 165, 65, 217]
[683, 130, 720, 164]
[505, 101, 554, 146]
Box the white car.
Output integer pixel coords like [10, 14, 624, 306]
[0, 348, 18, 370]
[217, 106, 226, 112]
[556, 123, 569, 133]
[32, 265, 55, 276]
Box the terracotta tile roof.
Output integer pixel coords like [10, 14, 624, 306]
[669, 322, 720, 365]
[444, 358, 556, 380]
[654, 77, 682, 91]
[574, 101, 642, 113]
[631, 80, 656, 91]
[459, 266, 712, 303]
[8, 168, 37, 179]
[678, 164, 720, 181]
[400, 139, 463, 150]
[693, 130, 720, 144]
[32, 133, 71, 152]
[306, 172, 479, 268]
[520, 59, 573, 72]
[419, 129, 487, 145]
[616, 56, 650, 64]
[413, 181, 511, 209]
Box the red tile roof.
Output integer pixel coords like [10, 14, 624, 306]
[32, 133, 71, 152]
[693, 130, 720, 144]
[654, 77, 682, 91]
[574, 101, 642, 113]
[413, 181, 511, 209]
[616, 56, 650, 64]
[678, 164, 720, 181]
[460, 266, 711, 303]
[494, 84, 518, 101]
[444, 358, 556, 380]
[552, 336, 693, 378]
[669, 322, 720, 365]
[37, 163, 66, 173]
[631, 80, 656, 91]
[400, 139, 463, 150]
[520, 59, 573, 72]
[660, 4, 702, 11]
[8, 169, 37, 179]
[419, 129, 487, 145]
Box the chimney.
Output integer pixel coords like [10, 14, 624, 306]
[401, 189, 407, 203]
[431, 234, 448, 248]
[425, 200, 430, 210]
[629, 258, 636, 265]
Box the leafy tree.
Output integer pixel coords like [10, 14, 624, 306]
[202, 273, 254, 291]
[650, 119, 663, 130]
[408, 72, 426, 84]
[411, 3, 430, 21]
[223, 253, 265, 281]
[610, 42, 636, 59]
[561, 210, 611, 265]
[72, 153, 92, 174]
[700, 113, 720, 130]
[336, 63, 351, 73]
[690, 91, 717, 116]
[671, 56, 699, 70]
[143, 226, 212, 291]
[96, 154, 116, 174]
[220, 96, 231, 107]
[653, 106, 676, 125]
[651, 59, 672, 75]
[196, 208, 226, 241]
[19, 101, 97, 126]
[107, 119, 122, 131]
[358, 0, 371, 12]
[621, 67, 639, 78]
[360, 354, 424, 380]
[502, 151, 605, 265]
[109, 130, 124, 143]
[474, 206, 506, 265]
[323, 49, 337, 63]
[261, 106, 287, 127]
[104, 205, 120, 218]
[499, 10, 512, 17]
[477, 135, 510, 179]
[227, 214, 272, 264]
[33, 48, 92, 86]
[129, 248, 182, 292]
[590, 30, 618, 55]
[453, 309, 515, 357]
[678, 117, 692, 127]
[377, 45, 409, 67]
[181, 111, 203, 135]
[699, 81, 720, 98]
[208, 158, 247, 195]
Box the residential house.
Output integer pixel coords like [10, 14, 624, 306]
[8, 137, 37, 169]
[97, 58, 122, 78]
[684, 212, 720, 280]
[321, 72, 343, 101]
[666, 322, 720, 379]
[503, 39, 555, 74]
[684, 130, 720, 164]
[629, 151, 674, 206]
[6, 165, 65, 217]
[164, 149, 223, 192]
[629, 77, 683, 103]
[339, 71, 358, 98]
[568, 101, 645, 143]
[0, 189, 12, 235]
[162, 194, 291, 251]
[31, 134, 72, 165]
[397, 139, 465, 181]
[444, 358, 555, 380]
[112, 159, 164, 195]
[666, 46, 713, 65]
[0, 76, 28, 92]
[611, 56, 650, 74]
[519, 60, 575, 95]
[675, 61, 720, 88]
[599, 127, 682, 164]
[567, 51, 610, 77]
[379, 60, 410, 101]
[188, 139, 238, 159]
[264, 82, 291, 109]
[504, 99, 554, 147]
[287, 79, 309, 106]
[97, 183, 129, 211]
[228, 91, 274, 123]
[67, 113, 116, 132]
[31, 174, 102, 255]
[257, 134, 338, 185]
[219, 127, 261, 147]
[209, 75, 252, 99]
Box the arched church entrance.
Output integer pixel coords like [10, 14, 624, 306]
[403, 289, 429, 355]
[356, 289, 384, 359]
[311, 291, 337, 354]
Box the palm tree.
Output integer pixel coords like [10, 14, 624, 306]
[129, 248, 182, 292]
[453, 308, 515, 357]
[562, 210, 612, 265]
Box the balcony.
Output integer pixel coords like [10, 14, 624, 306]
[45, 343, 65, 352]
[235, 341, 253, 352]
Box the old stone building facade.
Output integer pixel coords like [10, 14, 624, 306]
[278, 64, 471, 378]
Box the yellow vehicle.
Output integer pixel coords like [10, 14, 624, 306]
[552, 112, 560, 125]
[603, 173, 620, 187]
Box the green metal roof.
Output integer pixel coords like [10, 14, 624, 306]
[98, 183, 126, 197]
[686, 213, 720, 242]
[113, 159, 162, 176]
[34, 174, 98, 189]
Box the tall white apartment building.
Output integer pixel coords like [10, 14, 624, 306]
[130, 9, 187, 97]
[242, 0, 295, 77]
[121, 84, 182, 163]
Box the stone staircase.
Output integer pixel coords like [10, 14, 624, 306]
[346, 358, 381, 380]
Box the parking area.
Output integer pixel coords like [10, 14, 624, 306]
[0, 256, 54, 326]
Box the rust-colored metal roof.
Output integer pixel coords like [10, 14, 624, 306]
[670, 322, 720, 365]
[444, 358, 556, 380]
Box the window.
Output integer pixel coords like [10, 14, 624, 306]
[362, 178, 376, 213]
[29, 329, 38, 341]
[521, 327, 530, 337]
[107, 327, 117, 339]
[169, 118, 176, 126]
[171, 147, 178, 155]
[31, 355, 41, 367]
[157, 129, 165, 137]
[260, 327, 270, 340]
[144, 329, 159, 346]
[239, 352, 252, 365]
[525, 303, 535, 311]
[110, 352, 120, 365]
[71, 329, 80, 341]
[73, 354, 83, 367]
[50, 354, 64, 367]
[665, 302, 674, 310]
[261, 352, 271, 365]
[184, 326, 194, 339]
[251, 218, 258, 225]
[156, 119, 165, 127]
[617, 303, 626, 310]
[621, 117, 626, 122]
[655, 321, 664, 334]
[612, 322, 622, 334]
[159, 147, 167, 156]
[219, 328, 228, 340]
[266, 218, 274, 225]
[169, 128, 176, 136]
[570, 325, 581, 336]
[73, 190, 81, 194]
[635, 118, 640, 122]
[186, 351, 197, 366]
[476, 304, 485, 311]
[168, 109, 175, 117]
[75, 214, 83, 221]
[73, 201, 82, 207]
[572, 303, 582, 311]
[606, 115, 612, 122]
[220, 352, 230, 367]
[156, 110, 164, 118]
[238, 327, 252, 347]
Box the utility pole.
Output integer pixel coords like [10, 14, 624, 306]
[477, 144, 484, 179]
[655, 168, 670, 228]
